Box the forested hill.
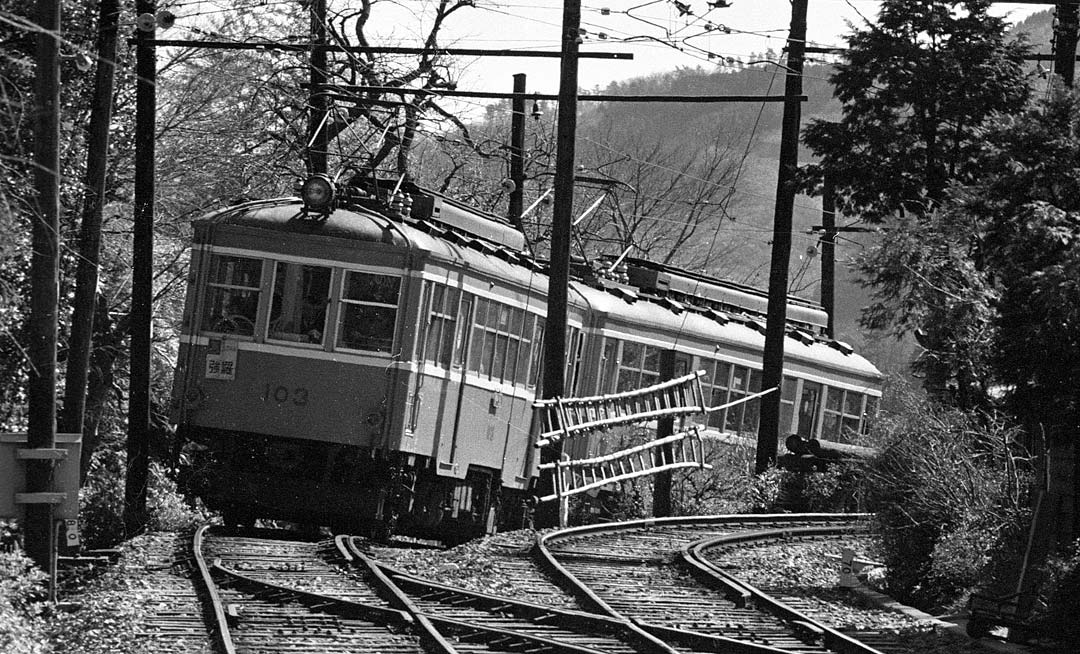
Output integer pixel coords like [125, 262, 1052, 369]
[577, 60, 846, 334]
[565, 9, 1052, 371]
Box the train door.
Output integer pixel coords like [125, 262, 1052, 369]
[796, 380, 822, 439]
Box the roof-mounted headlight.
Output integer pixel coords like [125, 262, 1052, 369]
[301, 174, 336, 213]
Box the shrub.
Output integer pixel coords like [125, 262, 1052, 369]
[1030, 540, 1080, 650]
[0, 522, 48, 654]
[859, 391, 1032, 611]
[80, 449, 211, 548]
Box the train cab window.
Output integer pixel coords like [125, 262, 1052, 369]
[337, 271, 400, 352]
[268, 262, 331, 344]
[200, 254, 262, 336]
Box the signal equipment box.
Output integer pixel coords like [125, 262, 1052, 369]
[0, 432, 82, 521]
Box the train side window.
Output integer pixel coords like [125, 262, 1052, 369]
[487, 303, 510, 382]
[724, 366, 753, 433]
[862, 396, 879, 433]
[528, 319, 545, 388]
[615, 343, 662, 393]
[201, 254, 262, 336]
[616, 342, 644, 392]
[823, 388, 867, 443]
[336, 271, 400, 353]
[515, 313, 536, 386]
[598, 338, 619, 393]
[424, 283, 459, 367]
[797, 381, 822, 439]
[780, 376, 797, 434]
[565, 327, 584, 395]
[741, 369, 763, 433]
[502, 306, 525, 384]
[267, 262, 331, 344]
[706, 360, 731, 430]
[468, 298, 489, 374]
[453, 294, 473, 367]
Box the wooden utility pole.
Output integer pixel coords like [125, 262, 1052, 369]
[508, 73, 527, 233]
[62, 0, 120, 437]
[756, 0, 808, 474]
[1056, 2, 1080, 86]
[820, 178, 836, 339]
[651, 350, 677, 517]
[26, 0, 61, 576]
[308, 0, 329, 175]
[536, 0, 581, 528]
[126, 0, 156, 534]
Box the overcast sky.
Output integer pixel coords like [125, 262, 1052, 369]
[417, 1, 1045, 93]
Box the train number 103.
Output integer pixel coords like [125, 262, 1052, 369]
[261, 383, 310, 406]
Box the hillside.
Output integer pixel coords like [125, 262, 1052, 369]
[567, 10, 1051, 379]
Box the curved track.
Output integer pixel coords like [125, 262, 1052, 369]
[189, 516, 915, 654]
[534, 514, 892, 654]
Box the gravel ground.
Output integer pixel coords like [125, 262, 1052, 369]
[41, 528, 1037, 654]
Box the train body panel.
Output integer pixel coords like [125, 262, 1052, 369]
[172, 184, 884, 540]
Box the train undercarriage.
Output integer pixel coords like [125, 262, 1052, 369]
[179, 426, 530, 543]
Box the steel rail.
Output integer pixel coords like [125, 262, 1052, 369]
[535, 514, 873, 654]
[337, 535, 457, 654]
[212, 560, 413, 625]
[191, 525, 236, 654]
[683, 523, 885, 654]
[342, 535, 626, 654]
[377, 563, 659, 651]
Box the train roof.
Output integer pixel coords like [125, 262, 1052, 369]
[569, 280, 882, 389]
[194, 195, 881, 388]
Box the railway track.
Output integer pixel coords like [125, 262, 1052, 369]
[535, 514, 888, 654]
[188, 516, 935, 654]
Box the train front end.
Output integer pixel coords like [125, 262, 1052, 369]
[171, 187, 419, 532]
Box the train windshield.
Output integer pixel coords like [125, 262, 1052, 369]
[200, 254, 262, 336]
[337, 271, 400, 352]
[268, 262, 331, 344]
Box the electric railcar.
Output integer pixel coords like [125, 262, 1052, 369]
[171, 175, 883, 541]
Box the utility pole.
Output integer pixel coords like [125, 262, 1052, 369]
[508, 73, 527, 233]
[1056, 2, 1080, 86]
[651, 350, 677, 517]
[308, 0, 329, 175]
[536, 0, 581, 528]
[126, 0, 156, 534]
[757, 0, 807, 474]
[820, 177, 836, 339]
[26, 0, 61, 578]
[63, 0, 120, 437]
